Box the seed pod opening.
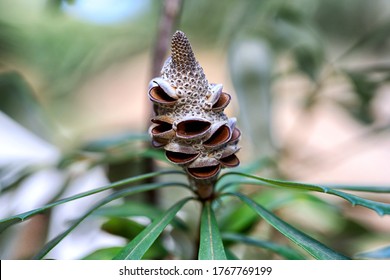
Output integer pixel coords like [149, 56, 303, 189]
[219, 153, 240, 167]
[151, 122, 172, 134]
[187, 164, 221, 179]
[176, 118, 211, 139]
[212, 92, 231, 112]
[166, 150, 200, 165]
[229, 127, 241, 143]
[148, 86, 177, 105]
[203, 125, 231, 148]
[150, 119, 175, 141]
[153, 77, 178, 98]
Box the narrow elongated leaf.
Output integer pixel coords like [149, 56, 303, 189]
[102, 218, 146, 239]
[94, 202, 162, 218]
[33, 182, 188, 259]
[218, 179, 267, 192]
[0, 165, 39, 193]
[219, 172, 390, 216]
[220, 190, 304, 233]
[0, 71, 51, 140]
[218, 189, 338, 233]
[216, 158, 273, 191]
[225, 249, 239, 260]
[81, 133, 149, 152]
[94, 202, 187, 230]
[226, 192, 350, 260]
[82, 247, 121, 260]
[323, 184, 390, 193]
[102, 218, 168, 259]
[0, 170, 186, 234]
[222, 232, 306, 260]
[198, 201, 227, 260]
[113, 197, 192, 260]
[355, 245, 390, 259]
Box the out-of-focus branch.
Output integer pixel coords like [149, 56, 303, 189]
[151, 0, 183, 78]
[143, 0, 183, 204]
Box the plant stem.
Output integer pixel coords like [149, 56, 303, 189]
[187, 175, 217, 200]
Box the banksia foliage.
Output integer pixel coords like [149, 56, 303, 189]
[148, 31, 240, 197]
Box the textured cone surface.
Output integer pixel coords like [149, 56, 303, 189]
[148, 30, 240, 181]
[171, 31, 197, 68]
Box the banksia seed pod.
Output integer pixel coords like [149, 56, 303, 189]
[148, 30, 240, 197]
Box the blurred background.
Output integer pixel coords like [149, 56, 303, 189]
[0, 0, 390, 259]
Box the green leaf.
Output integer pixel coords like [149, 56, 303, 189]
[77, 133, 168, 164]
[220, 172, 390, 216]
[0, 71, 52, 140]
[355, 245, 390, 259]
[94, 202, 161, 218]
[198, 201, 227, 260]
[139, 148, 168, 162]
[219, 190, 283, 233]
[32, 182, 188, 259]
[323, 184, 390, 193]
[82, 247, 122, 260]
[292, 41, 323, 81]
[81, 133, 149, 152]
[102, 218, 146, 239]
[94, 201, 187, 230]
[342, 70, 379, 124]
[113, 197, 192, 260]
[0, 165, 38, 193]
[0, 21, 19, 58]
[228, 38, 274, 156]
[219, 196, 260, 233]
[0, 170, 186, 234]
[219, 190, 334, 233]
[225, 249, 239, 260]
[226, 192, 350, 260]
[222, 232, 306, 260]
[219, 182, 343, 237]
[216, 158, 274, 191]
[101, 218, 168, 259]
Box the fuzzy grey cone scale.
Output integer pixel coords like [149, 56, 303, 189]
[148, 31, 241, 195]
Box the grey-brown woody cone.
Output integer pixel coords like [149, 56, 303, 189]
[171, 31, 196, 68]
[148, 30, 240, 182]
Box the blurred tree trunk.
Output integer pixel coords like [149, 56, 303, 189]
[108, 0, 183, 205]
[144, 0, 183, 203]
